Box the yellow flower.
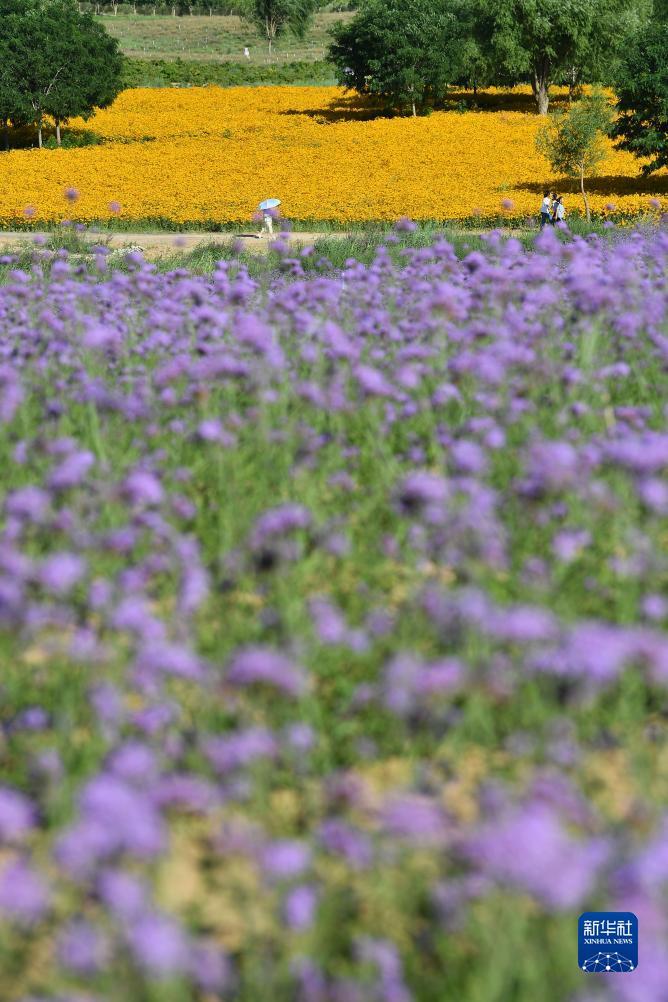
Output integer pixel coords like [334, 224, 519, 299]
[0, 85, 663, 226]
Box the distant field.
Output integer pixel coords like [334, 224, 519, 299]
[98, 12, 353, 62]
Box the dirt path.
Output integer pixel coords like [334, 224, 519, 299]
[0, 231, 349, 259]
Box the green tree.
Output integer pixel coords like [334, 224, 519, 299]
[473, 0, 642, 114]
[0, 6, 59, 149]
[235, 0, 317, 55]
[329, 0, 464, 116]
[562, 0, 651, 96]
[536, 89, 613, 220]
[43, 0, 123, 145]
[0, 7, 31, 150]
[0, 0, 122, 149]
[613, 20, 668, 174]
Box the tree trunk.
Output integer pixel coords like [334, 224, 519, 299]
[37, 116, 43, 149]
[568, 67, 577, 102]
[56, 120, 61, 146]
[2, 121, 8, 152]
[532, 68, 549, 115]
[580, 166, 590, 223]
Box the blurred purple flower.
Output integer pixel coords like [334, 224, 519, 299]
[227, 647, 307, 697]
[0, 860, 49, 924]
[58, 920, 109, 975]
[466, 802, 609, 908]
[261, 839, 311, 880]
[129, 912, 190, 977]
[0, 788, 35, 841]
[284, 884, 317, 930]
[39, 552, 86, 595]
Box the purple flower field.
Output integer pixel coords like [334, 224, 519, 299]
[1, 225, 668, 1000]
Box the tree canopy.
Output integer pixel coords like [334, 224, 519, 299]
[329, 0, 466, 116]
[613, 19, 668, 174]
[235, 0, 317, 54]
[0, 0, 122, 149]
[329, 0, 650, 116]
[470, 0, 641, 114]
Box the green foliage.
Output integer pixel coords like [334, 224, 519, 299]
[0, 0, 122, 149]
[613, 20, 668, 174]
[329, 0, 465, 116]
[536, 90, 613, 219]
[472, 0, 647, 113]
[235, 0, 318, 52]
[121, 55, 334, 87]
[44, 0, 123, 128]
[563, 0, 652, 91]
[43, 129, 104, 148]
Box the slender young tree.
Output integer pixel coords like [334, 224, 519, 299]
[536, 90, 614, 220]
[236, 0, 316, 55]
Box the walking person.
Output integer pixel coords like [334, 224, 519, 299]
[261, 208, 274, 237]
[257, 198, 281, 238]
[540, 191, 552, 228]
[553, 195, 566, 225]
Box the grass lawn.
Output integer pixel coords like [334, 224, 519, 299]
[98, 11, 353, 63]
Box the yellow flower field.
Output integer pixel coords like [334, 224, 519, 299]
[0, 85, 665, 226]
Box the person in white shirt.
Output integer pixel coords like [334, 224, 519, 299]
[553, 196, 566, 224]
[540, 191, 552, 228]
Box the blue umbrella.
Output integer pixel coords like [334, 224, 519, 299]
[259, 198, 281, 210]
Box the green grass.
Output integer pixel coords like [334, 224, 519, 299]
[0, 222, 619, 285]
[99, 11, 352, 63]
[121, 55, 337, 87]
[1, 212, 626, 234]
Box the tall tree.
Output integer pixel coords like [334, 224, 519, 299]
[0, 8, 31, 150]
[235, 0, 317, 55]
[329, 0, 465, 116]
[43, 0, 123, 145]
[536, 89, 613, 220]
[0, 0, 122, 149]
[563, 0, 651, 95]
[472, 0, 642, 114]
[613, 19, 668, 174]
[2, 7, 62, 148]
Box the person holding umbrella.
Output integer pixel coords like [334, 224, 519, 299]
[258, 198, 281, 237]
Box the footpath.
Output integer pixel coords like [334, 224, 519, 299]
[0, 231, 348, 259]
